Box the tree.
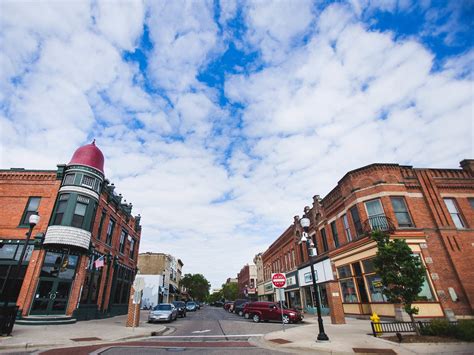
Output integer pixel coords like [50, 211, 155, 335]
[371, 231, 426, 334]
[207, 290, 223, 304]
[179, 273, 210, 301]
[221, 282, 239, 301]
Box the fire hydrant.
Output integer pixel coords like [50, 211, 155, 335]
[370, 312, 382, 336]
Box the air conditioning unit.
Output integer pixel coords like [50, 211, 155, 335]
[309, 247, 318, 257]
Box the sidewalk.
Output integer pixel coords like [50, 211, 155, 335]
[0, 311, 165, 353]
[255, 315, 473, 354]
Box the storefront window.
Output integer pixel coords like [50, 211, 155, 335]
[337, 265, 351, 278]
[365, 274, 388, 302]
[417, 276, 435, 301]
[340, 279, 358, 303]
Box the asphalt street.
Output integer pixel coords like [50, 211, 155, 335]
[60, 305, 304, 354]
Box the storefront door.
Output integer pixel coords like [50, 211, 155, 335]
[30, 278, 73, 315]
[30, 250, 78, 316]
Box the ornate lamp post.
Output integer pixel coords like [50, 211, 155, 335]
[0, 212, 40, 335]
[300, 215, 329, 341]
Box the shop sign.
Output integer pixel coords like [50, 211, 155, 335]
[304, 271, 318, 283]
[298, 258, 334, 286]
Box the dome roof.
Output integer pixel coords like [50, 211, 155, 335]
[68, 140, 104, 174]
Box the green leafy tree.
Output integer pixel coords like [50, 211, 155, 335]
[371, 231, 426, 334]
[207, 290, 223, 304]
[179, 273, 210, 301]
[221, 282, 239, 301]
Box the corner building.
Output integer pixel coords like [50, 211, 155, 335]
[0, 142, 141, 322]
[303, 160, 473, 320]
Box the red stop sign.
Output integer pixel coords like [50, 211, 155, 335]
[272, 273, 287, 288]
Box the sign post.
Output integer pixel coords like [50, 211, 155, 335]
[272, 273, 287, 332]
[131, 277, 145, 330]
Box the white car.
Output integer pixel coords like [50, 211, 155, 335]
[148, 303, 178, 323]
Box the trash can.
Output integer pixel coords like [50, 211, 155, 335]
[0, 305, 19, 336]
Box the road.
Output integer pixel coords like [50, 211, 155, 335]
[39, 305, 303, 354]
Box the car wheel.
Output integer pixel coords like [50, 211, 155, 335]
[238, 311, 243, 316]
[244, 313, 249, 319]
[282, 315, 290, 324]
[252, 314, 260, 323]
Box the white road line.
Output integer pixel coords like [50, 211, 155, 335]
[192, 329, 211, 334]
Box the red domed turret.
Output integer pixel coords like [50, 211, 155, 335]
[68, 140, 105, 174]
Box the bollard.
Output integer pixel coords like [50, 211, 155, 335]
[370, 312, 382, 337]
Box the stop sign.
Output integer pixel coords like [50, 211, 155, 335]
[272, 273, 287, 288]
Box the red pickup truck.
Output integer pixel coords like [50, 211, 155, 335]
[243, 301, 304, 324]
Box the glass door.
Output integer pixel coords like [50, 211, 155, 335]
[30, 250, 78, 315]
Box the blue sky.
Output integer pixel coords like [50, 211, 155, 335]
[1, 0, 473, 288]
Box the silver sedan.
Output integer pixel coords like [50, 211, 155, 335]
[148, 303, 178, 323]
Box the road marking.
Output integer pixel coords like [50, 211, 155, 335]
[155, 335, 263, 339]
[192, 329, 211, 334]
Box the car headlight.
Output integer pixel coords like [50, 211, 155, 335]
[289, 312, 296, 316]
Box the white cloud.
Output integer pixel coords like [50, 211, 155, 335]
[0, 1, 472, 289]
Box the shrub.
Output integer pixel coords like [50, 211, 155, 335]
[456, 320, 474, 342]
[420, 319, 474, 342]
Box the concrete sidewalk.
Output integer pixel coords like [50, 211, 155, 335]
[0, 311, 165, 353]
[255, 315, 473, 354]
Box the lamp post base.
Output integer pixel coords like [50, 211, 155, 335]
[317, 333, 330, 341]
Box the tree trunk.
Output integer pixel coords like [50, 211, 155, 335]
[409, 312, 420, 336]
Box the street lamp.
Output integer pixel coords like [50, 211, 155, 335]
[300, 215, 329, 341]
[0, 212, 40, 335]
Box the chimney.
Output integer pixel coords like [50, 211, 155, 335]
[460, 159, 474, 176]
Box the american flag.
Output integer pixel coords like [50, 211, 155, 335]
[94, 256, 105, 268]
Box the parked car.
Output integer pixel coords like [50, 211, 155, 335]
[148, 303, 178, 323]
[234, 301, 249, 316]
[232, 299, 248, 315]
[243, 301, 303, 324]
[195, 302, 201, 310]
[212, 301, 224, 307]
[223, 301, 234, 312]
[172, 301, 187, 318]
[186, 301, 198, 311]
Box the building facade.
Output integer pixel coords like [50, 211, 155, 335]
[257, 160, 473, 321]
[237, 264, 257, 300]
[0, 142, 141, 322]
[137, 252, 183, 303]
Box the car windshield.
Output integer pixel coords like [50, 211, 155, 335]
[187, 302, 196, 306]
[173, 302, 185, 307]
[273, 303, 288, 309]
[154, 304, 171, 311]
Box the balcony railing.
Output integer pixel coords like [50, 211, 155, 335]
[362, 214, 395, 235]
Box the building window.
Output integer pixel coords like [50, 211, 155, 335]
[350, 206, 363, 237]
[119, 229, 127, 253]
[112, 265, 133, 304]
[444, 198, 465, 229]
[339, 279, 358, 303]
[20, 197, 41, 226]
[52, 194, 69, 225]
[342, 214, 352, 242]
[320, 228, 328, 252]
[129, 238, 136, 259]
[81, 175, 96, 189]
[364, 199, 388, 231]
[469, 198, 474, 209]
[80, 253, 103, 305]
[331, 221, 340, 248]
[106, 219, 116, 245]
[63, 173, 75, 185]
[391, 197, 413, 227]
[97, 210, 106, 240]
[71, 196, 89, 228]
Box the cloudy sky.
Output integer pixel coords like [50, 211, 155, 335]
[1, 0, 473, 288]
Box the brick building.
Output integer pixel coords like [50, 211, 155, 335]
[236, 264, 257, 300]
[137, 252, 184, 303]
[0, 142, 141, 322]
[258, 160, 473, 321]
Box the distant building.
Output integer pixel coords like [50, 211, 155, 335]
[138, 252, 184, 303]
[253, 253, 264, 300]
[237, 264, 257, 300]
[226, 277, 237, 284]
[0, 142, 141, 322]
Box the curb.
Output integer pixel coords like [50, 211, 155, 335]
[0, 326, 167, 353]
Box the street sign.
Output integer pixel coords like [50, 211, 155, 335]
[133, 277, 145, 292]
[271, 273, 287, 288]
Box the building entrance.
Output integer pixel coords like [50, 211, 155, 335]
[30, 250, 79, 315]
